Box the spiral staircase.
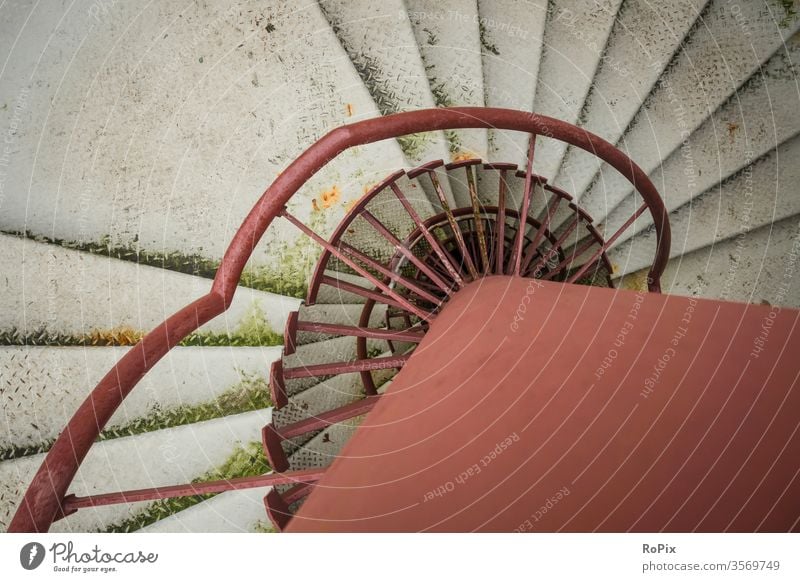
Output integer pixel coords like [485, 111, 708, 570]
[2, 0, 799, 533]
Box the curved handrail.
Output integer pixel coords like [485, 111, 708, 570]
[8, 107, 670, 532]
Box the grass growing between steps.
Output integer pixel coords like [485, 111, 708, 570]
[0, 304, 283, 347]
[104, 441, 271, 533]
[777, 0, 798, 27]
[5, 230, 308, 299]
[0, 374, 272, 460]
[98, 373, 272, 441]
[252, 520, 277, 533]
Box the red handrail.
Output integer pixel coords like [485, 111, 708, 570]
[8, 108, 670, 532]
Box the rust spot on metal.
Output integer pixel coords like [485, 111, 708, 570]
[320, 185, 341, 209]
[452, 151, 477, 163]
[727, 122, 739, 143]
[346, 103, 354, 117]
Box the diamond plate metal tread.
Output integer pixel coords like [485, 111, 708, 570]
[0, 234, 300, 338]
[609, 134, 800, 278]
[530, 0, 624, 181]
[318, 0, 451, 164]
[597, 32, 800, 246]
[284, 418, 363, 474]
[477, 0, 548, 166]
[317, 0, 461, 208]
[406, 1, 489, 170]
[0, 345, 280, 455]
[572, 0, 800, 221]
[0, 409, 271, 532]
[553, 0, 709, 191]
[314, 270, 377, 305]
[271, 363, 397, 458]
[279, 335, 387, 397]
[294, 303, 388, 346]
[0, 0, 407, 276]
[617, 214, 800, 308]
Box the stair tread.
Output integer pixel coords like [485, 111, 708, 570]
[0, 1, 406, 281]
[0, 234, 300, 338]
[477, 0, 548, 165]
[531, 0, 623, 180]
[0, 345, 280, 453]
[576, 1, 800, 214]
[598, 34, 800, 244]
[319, 0, 451, 166]
[0, 409, 271, 532]
[553, 0, 708, 191]
[617, 215, 800, 308]
[406, 0, 488, 161]
[610, 135, 800, 277]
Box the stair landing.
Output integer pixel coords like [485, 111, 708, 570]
[287, 277, 800, 532]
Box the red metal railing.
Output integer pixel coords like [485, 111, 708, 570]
[8, 108, 670, 532]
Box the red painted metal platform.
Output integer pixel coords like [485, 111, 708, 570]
[287, 277, 800, 532]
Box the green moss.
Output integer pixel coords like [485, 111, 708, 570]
[430, 80, 454, 108]
[397, 132, 433, 161]
[4, 230, 307, 298]
[0, 442, 55, 462]
[98, 373, 272, 441]
[1, 374, 272, 461]
[182, 302, 283, 347]
[775, 0, 798, 27]
[444, 130, 463, 154]
[479, 22, 500, 56]
[0, 302, 283, 347]
[252, 520, 277, 533]
[104, 441, 271, 533]
[240, 267, 308, 300]
[238, 206, 329, 300]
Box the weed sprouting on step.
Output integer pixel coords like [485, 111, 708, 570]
[181, 302, 282, 347]
[397, 132, 433, 161]
[103, 441, 271, 533]
[776, 0, 798, 28]
[4, 230, 308, 298]
[479, 21, 500, 56]
[251, 520, 277, 533]
[98, 372, 272, 441]
[0, 303, 283, 347]
[0, 374, 272, 460]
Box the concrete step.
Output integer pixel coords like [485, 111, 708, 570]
[0, 345, 279, 456]
[138, 486, 273, 533]
[318, 0, 451, 166]
[573, 0, 800, 216]
[0, 1, 407, 293]
[146, 379, 401, 533]
[406, 0, 488, 169]
[0, 234, 299, 342]
[610, 134, 800, 278]
[0, 409, 271, 532]
[553, 0, 708, 191]
[531, 0, 623, 180]
[596, 31, 800, 245]
[317, 0, 459, 209]
[477, 0, 547, 165]
[617, 215, 800, 308]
